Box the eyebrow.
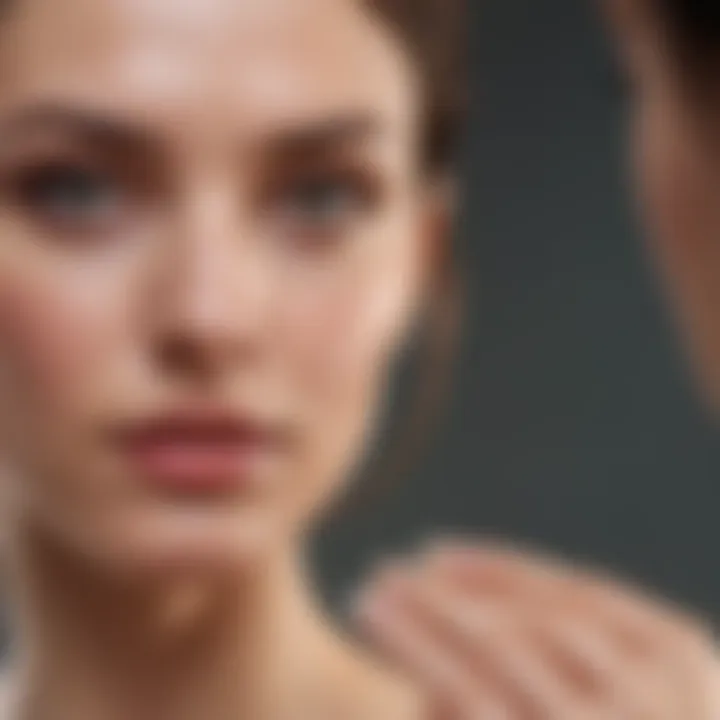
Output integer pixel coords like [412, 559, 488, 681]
[0, 103, 158, 154]
[0, 103, 386, 161]
[256, 113, 387, 162]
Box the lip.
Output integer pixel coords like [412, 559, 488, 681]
[109, 406, 281, 495]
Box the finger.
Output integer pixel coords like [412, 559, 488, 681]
[508, 609, 711, 719]
[361, 550, 719, 718]
[369, 569, 699, 720]
[658, 637, 720, 720]
[421, 539, 562, 597]
[354, 580, 514, 720]
[423, 537, 713, 637]
[420, 540, 716, 659]
[532, 616, 682, 719]
[362, 572, 599, 720]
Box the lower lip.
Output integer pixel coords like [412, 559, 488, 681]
[122, 441, 270, 494]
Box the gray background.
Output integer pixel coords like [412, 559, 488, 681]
[313, 0, 720, 619]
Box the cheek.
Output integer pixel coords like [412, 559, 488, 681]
[0, 253, 124, 429]
[280, 242, 419, 403]
[1, 277, 82, 395]
[634, 101, 720, 401]
[272, 225, 422, 481]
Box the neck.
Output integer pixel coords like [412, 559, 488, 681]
[5, 526, 350, 720]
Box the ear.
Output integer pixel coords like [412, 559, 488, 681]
[418, 176, 457, 298]
[395, 177, 456, 352]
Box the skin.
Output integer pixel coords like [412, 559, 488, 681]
[0, 0, 716, 718]
[356, 541, 720, 719]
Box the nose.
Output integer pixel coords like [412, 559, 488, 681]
[148, 182, 268, 381]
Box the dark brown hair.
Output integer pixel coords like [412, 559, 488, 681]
[656, 0, 720, 69]
[345, 0, 468, 506]
[371, 0, 468, 175]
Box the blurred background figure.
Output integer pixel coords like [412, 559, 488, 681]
[604, 0, 720, 414]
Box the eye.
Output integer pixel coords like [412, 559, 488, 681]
[276, 173, 375, 226]
[12, 162, 124, 228]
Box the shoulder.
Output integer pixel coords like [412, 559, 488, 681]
[325, 637, 426, 720]
[356, 669, 425, 720]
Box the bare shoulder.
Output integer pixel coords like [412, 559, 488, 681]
[324, 634, 425, 720]
[353, 665, 425, 720]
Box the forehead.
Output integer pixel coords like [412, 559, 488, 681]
[0, 0, 418, 141]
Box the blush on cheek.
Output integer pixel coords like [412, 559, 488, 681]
[0, 273, 107, 412]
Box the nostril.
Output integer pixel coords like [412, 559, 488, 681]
[154, 317, 256, 381]
[156, 333, 214, 377]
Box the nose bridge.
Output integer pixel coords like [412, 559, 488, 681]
[149, 174, 266, 367]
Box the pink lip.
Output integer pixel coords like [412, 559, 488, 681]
[111, 409, 279, 494]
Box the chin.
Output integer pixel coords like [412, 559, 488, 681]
[55, 503, 287, 583]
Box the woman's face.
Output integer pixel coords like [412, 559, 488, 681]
[0, 0, 433, 575]
[609, 1, 720, 409]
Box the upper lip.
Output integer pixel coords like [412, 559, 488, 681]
[110, 406, 279, 446]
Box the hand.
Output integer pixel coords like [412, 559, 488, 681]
[352, 539, 720, 719]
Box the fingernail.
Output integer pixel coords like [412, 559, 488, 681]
[351, 588, 392, 625]
[373, 555, 407, 581]
[351, 572, 411, 620]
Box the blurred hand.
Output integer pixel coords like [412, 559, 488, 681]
[353, 540, 720, 719]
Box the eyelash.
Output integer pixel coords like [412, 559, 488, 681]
[0, 156, 386, 247]
[268, 169, 381, 222]
[1, 160, 124, 228]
